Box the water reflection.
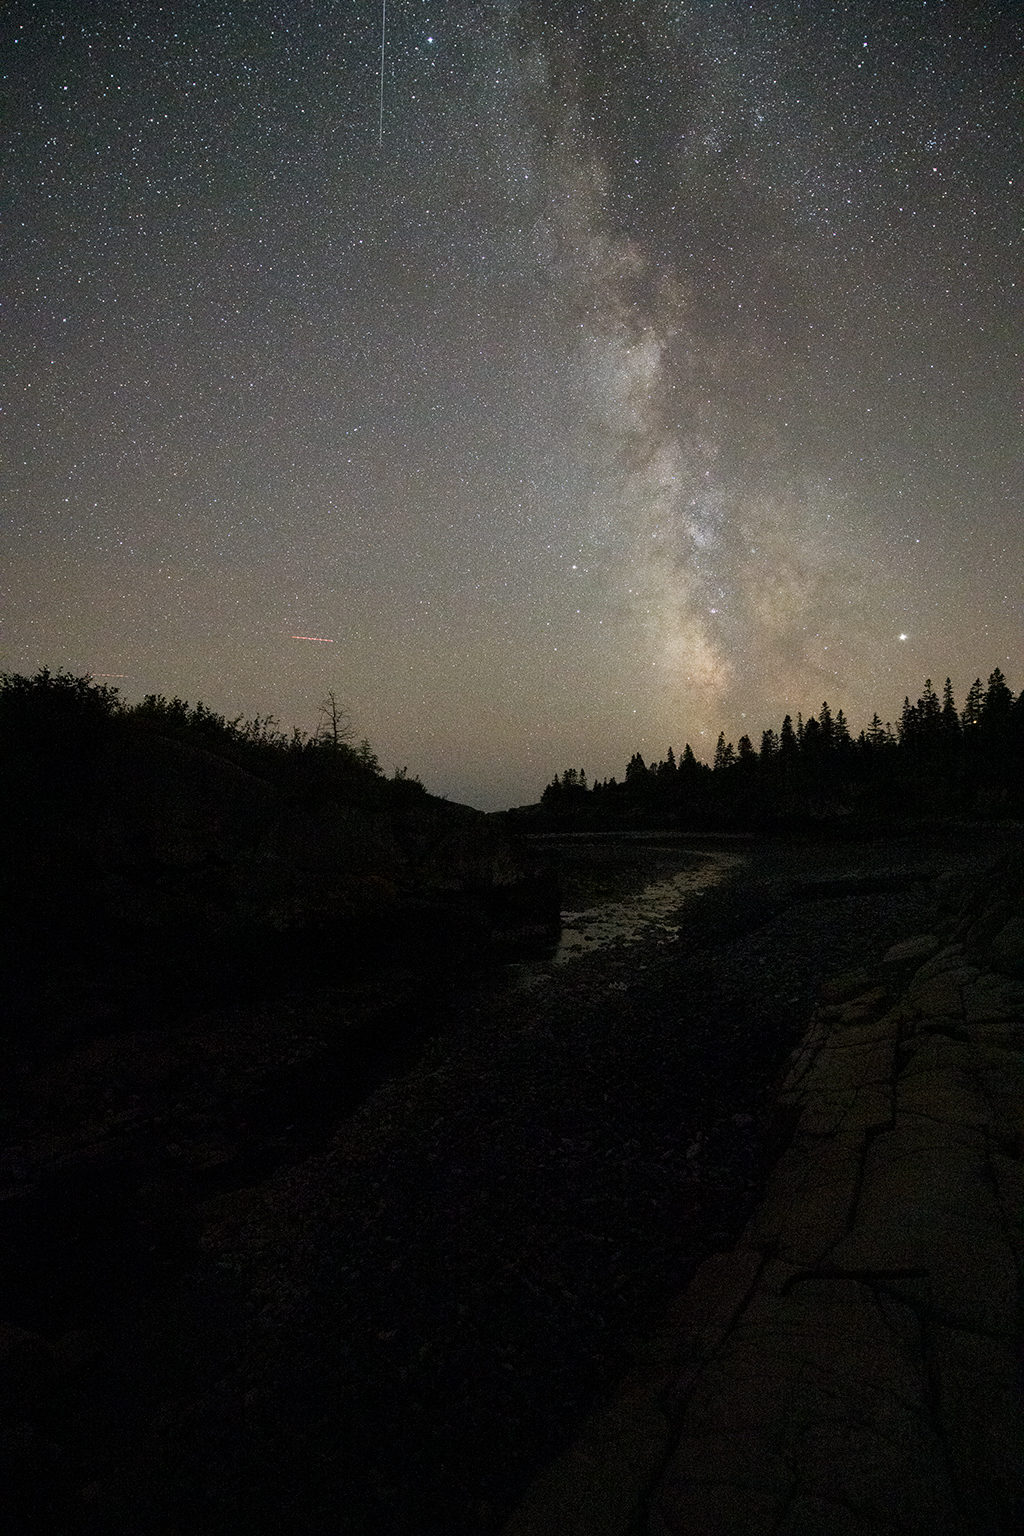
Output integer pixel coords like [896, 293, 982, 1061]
[554, 849, 746, 964]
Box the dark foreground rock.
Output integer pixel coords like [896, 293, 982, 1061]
[507, 844, 1024, 1536]
[0, 826, 1018, 1533]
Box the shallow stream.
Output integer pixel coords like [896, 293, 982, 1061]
[515, 834, 755, 966]
[553, 846, 747, 962]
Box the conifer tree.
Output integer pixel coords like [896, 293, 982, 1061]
[834, 709, 851, 750]
[941, 679, 960, 744]
[899, 696, 918, 748]
[818, 701, 834, 750]
[983, 668, 1013, 734]
[977, 671, 1014, 765]
[801, 715, 822, 753]
[1012, 690, 1024, 749]
[962, 678, 984, 732]
[917, 680, 941, 746]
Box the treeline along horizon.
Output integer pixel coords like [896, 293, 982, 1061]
[0, 667, 426, 806]
[538, 670, 1024, 826]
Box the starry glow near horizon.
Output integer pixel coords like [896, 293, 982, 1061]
[3, 1, 1021, 808]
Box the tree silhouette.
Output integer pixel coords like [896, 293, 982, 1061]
[983, 668, 1014, 742]
[941, 679, 960, 745]
[834, 709, 852, 751]
[531, 665, 1021, 827]
[317, 690, 352, 749]
[817, 701, 834, 751]
[800, 715, 822, 755]
[962, 678, 984, 733]
[865, 714, 887, 748]
[917, 680, 941, 748]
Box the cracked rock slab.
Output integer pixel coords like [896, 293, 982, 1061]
[648, 857, 1024, 1536]
[503, 849, 1024, 1536]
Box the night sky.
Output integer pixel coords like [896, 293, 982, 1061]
[4, 2, 1021, 809]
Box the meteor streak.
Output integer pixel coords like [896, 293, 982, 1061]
[378, 0, 387, 149]
[291, 635, 334, 643]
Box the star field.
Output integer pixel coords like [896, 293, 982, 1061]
[3, 1, 1021, 807]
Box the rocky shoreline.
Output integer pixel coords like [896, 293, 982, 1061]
[1, 825, 1018, 1532]
[507, 837, 1024, 1536]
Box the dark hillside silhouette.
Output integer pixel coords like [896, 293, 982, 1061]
[0, 669, 557, 1021]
